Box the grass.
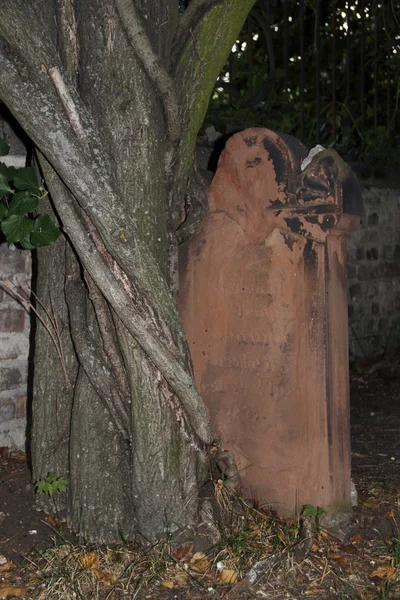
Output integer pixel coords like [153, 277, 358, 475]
[2, 477, 400, 599]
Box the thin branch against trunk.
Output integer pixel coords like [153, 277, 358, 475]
[49, 66, 86, 141]
[38, 154, 212, 448]
[171, 0, 224, 65]
[79, 213, 131, 402]
[85, 274, 131, 402]
[65, 276, 131, 440]
[115, 0, 181, 156]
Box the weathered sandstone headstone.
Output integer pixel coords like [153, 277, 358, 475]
[179, 128, 362, 518]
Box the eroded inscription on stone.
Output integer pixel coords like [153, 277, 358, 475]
[179, 129, 362, 517]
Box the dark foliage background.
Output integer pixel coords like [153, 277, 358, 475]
[206, 0, 400, 170]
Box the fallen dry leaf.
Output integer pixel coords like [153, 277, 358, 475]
[191, 551, 206, 562]
[371, 565, 396, 579]
[92, 568, 117, 585]
[161, 580, 175, 589]
[319, 529, 329, 538]
[46, 514, 58, 527]
[0, 563, 15, 573]
[190, 559, 210, 573]
[340, 544, 359, 555]
[330, 554, 349, 566]
[173, 543, 192, 561]
[79, 551, 99, 569]
[362, 499, 381, 509]
[10, 455, 27, 463]
[0, 583, 26, 598]
[219, 569, 239, 584]
[190, 551, 210, 573]
[174, 571, 189, 586]
[350, 534, 363, 543]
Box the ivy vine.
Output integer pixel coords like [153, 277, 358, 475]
[0, 138, 60, 249]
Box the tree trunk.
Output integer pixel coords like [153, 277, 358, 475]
[0, 0, 256, 542]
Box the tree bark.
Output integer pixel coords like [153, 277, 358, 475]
[0, 0, 255, 542]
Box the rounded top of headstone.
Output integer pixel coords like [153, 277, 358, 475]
[209, 128, 307, 210]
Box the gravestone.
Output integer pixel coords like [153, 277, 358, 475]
[179, 128, 362, 518]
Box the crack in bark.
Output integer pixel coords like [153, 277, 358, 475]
[84, 273, 131, 402]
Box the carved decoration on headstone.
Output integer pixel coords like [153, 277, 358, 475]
[179, 128, 362, 518]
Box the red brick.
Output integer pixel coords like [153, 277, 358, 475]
[15, 395, 27, 419]
[0, 310, 25, 332]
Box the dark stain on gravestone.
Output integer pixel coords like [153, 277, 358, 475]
[270, 200, 284, 209]
[246, 157, 262, 168]
[342, 173, 363, 216]
[261, 136, 286, 183]
[282, 230, 294, 251]
[284, 217, 306, 236]
[303, 238, 317, 270]
[320, 156, 339, 192]
[314, 204, 337, 214]
[320, 214, 336, 232]
[243, 135, 258, 147]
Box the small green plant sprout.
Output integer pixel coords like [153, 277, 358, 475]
[301, 504, 325, 519]
[0, 138, 60, 248]
[35, 472, 68, 498]
[301, 504, 326, 530]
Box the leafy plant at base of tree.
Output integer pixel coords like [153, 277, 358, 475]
[0, 139, 60, 248]
[36, 472, 68, 498]
[36, 472, 68, 525]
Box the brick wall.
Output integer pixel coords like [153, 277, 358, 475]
[0, 118, 30, 452]
[347, 182, 400, 360]
[0, 244, 31, 451]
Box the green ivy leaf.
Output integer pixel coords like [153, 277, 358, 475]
[302, 504, 318, 518]
[0, 172, 12, 197]
[0, 163, 17, 182]
[1, 213, 33, 243]
[20, 235, 36, 250]
[0, 139, 9, 157]
[14, 167, 41, 194]
[0, 203, 8, 220]
[30, 214, 60, 247]
[8, 191, 39, 216]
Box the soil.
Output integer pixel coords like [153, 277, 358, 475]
[1, 358, 400, 598]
